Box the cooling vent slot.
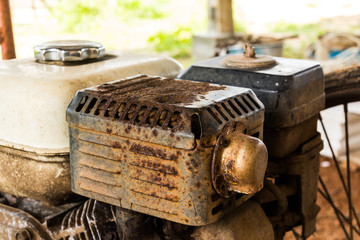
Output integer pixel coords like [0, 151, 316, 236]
[75, 96, 88, 112]
[207, 94, 261, 124]
[85, 98, 98, 114]
[75, 97, 181, 129]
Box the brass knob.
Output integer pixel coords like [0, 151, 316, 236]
[212, 122, 268, 198]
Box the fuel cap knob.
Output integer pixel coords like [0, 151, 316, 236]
[34, 40, 105, 62]
[223, 43, 276, 69]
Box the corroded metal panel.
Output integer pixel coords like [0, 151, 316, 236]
[67, 75, 265, 226]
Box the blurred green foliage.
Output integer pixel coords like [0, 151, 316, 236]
[47, 0, 101, 33]
[349, 24, 360, 33]
[234, 21, 247, 33]
[45, 0, 170, 33]
[281, 41, 309, 59]
[147, 26, 193, 58]
[270, 22, 325, 38]
[269, 22, 326, 59]
[233, 7, 247, 33]
[117, 0, 169, 19]
[43, 0, 196, 60]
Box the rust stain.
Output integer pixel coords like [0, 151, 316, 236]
[226, 159, 234, 169]
[130, 160, 178, 176]
[130, 143, 178, 161]
[113, 141, 122, 148]
[131, 173, 177, 190]
[152, 130, 158, 136]
[125, 125, 132, 133]
[191, 159, 199, 168]
[130, 188, 180, 202]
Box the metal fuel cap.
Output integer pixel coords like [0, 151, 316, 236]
[34, 40, 105, 62]
[223, 43, 276, 69]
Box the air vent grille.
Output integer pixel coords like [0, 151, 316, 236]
[207, 94, 261, 124]
[75, 96, 181, 129]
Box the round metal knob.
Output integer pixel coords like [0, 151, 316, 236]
[34, 40, 105, 62]
[212, 122, 268, 198]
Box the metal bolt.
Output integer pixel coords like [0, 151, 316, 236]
[243, 43, 256, 58]
[16, 229, 31, 240]
[104, 232, 118, 240]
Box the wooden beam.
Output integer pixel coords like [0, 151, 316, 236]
[0, 0, 16, 59]
[208, 0, 234, 34]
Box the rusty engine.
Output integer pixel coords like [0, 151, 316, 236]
[66, 75, 267, 227]
[0, 41, 325, 240]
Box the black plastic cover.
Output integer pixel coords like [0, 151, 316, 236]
[179, 56, 325, 128]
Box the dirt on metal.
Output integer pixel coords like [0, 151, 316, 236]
[91, 75, 226, 104]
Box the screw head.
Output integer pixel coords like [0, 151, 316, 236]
[16, 229, 31, 240]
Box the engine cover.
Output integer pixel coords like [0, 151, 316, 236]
[67, 75, 266, 226]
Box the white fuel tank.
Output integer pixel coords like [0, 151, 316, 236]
[0, 51, 182, 152]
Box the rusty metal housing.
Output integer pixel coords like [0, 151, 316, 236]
[67, 75, 265, 226]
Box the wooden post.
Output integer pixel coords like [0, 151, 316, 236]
[0, 0, 16, 59]
[207, 0, 234, 35]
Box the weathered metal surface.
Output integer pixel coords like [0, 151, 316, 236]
[44, 199, 118, 240]
[180, 55, 325, 238]
[115, 207, 150, 239]
[223, 43, 276, 69]
[179, 56, 325, 130]
[67, 75, 264, 148]
[0, 0, 16, 59]
[180, 54, 324, 159]
[113, 201, 275, 239]
[212, 121, 268, 197]
[0, 203, 52, 240]
[324, 65, 360, 108]
[0, 193, 119, 240]
[0, 142, 73, 206]
[190, 200, 274, 240]
[266, 133, 323, 238]
[67, 75, 265, 226]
